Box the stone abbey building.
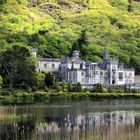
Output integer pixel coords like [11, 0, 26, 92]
[33, 49, 135, 89]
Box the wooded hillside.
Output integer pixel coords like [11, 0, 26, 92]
[0, 0, 140, 73]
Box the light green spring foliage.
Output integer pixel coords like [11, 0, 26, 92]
[0, 0, 140, 73]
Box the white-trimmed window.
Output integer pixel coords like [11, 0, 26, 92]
[81, 72, 84, 76]
[100, 71, 103, 76]
[95, 71, 98, 75]
[52, 63, 55, 68]
[119, 72, 123, 81]
[44, 63, 47, 68]
[129, 72, 132, 78]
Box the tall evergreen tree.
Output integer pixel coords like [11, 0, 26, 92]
[78, 30, 88, 47]
[70, 29, 89, 57]
[76, 82, 82, 92]
[70, 41, 80, 56]
[67, 81, 73, 92]
[45, 72, 55, 87]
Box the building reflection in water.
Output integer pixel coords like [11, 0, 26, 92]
[0, 105, 140, 140]
[35, 111, 140, 140]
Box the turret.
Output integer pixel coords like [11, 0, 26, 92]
[102, 50, 108, 61]
[72, 50, 80, 60]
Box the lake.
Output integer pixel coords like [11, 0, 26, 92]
[0, 99, 140, 140]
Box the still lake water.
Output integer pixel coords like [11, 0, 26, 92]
[0, 99, 140, 140]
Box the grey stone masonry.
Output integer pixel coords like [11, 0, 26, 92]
[32, 49, 135, 89]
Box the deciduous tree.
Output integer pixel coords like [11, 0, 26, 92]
[0, 45, 37, 89]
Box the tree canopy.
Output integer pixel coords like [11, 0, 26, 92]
[0, 45, 37, 89]
[0, 0, 140, 73]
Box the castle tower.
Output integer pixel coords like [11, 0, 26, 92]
[72, 50, 80, 60]
[102, 50, 108, 61]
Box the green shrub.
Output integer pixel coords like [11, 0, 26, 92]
[19, 82, 28, 89]
[107, 86, 125, 93]
[32, 86, 38, 92]
[67, 81, 73, 92]
[33, 92, 46, 101]
[52, 82, 63, 92]
[93, 83, 104, 93]
[83, 88, 89, 92]
[60, 81, 67, 92]
[44, 86, 49, 92]
[102, 88, 108, 93]
[131, 89, 138, 93]
[75, 82, 82, 92]
[55, 85, 62, 92]
[0, 90, 11, 96]
[2, 95, 15, 104]
[37, 72, 45, 89]
[26, 87, 32, 93]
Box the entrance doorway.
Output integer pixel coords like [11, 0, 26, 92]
[112, 80, 115, 84]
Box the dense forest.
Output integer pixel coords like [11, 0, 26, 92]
[0, 0, 140, 74]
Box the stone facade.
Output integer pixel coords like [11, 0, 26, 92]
[33, 50, 135, 89]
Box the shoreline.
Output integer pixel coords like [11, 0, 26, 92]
[0, 91, 140, 105]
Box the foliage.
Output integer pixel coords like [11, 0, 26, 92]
[0, 0, 140, 73]
[45, 72, 55, 87]
[107, 86, 125, 93]
[55, 84, 63, 92]
[75, 82, 82, 92]
[70, 30, 89, 57]
[67, 81, 73, 92]
[0, 76, 3, 89]
[32, 86, 38, 92]
[26, 87, 32, 93]
[33, 91, 49, 102]
[131, 88, 139, 93]
[93, 83, 104, 93]
[0, 90, 11, 96]
[37, 72, 45, 89]
[60, 81, 67, 91]
[0, 45, 37, 89]
[102, 88, 108, 93]
[44, 86, 49, 92]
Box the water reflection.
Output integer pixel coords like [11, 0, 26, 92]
[0, 100, 140, 140]
[36, 111, 140, 140]
[0, 106, 35, 140]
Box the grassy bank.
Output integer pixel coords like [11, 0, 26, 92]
[0, 89, 140, 104]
